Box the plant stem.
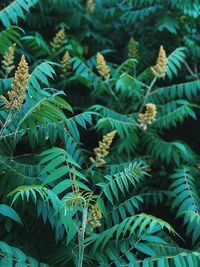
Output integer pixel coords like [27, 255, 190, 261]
[184, 61, 199, 80]
[0, 110, 12, 138]
[78, 205, 88, 267]
[106, 81, 123, 111]
[139, 76, 157, 113]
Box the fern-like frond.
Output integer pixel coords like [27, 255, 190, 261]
[22, 33, 50, 58]
[0, 204, 22, 224]
[143, 132, 195, 165]
[66, 111, 93, 141]
[28, 61, 56, 96]
[98, 162, 148, 204]
[121, 5, 161, 26]
[0, 241, 48, 266]
[8, 184, 48, 205]
[98, 194, 144, 226]
[115, 59, 138, 77]
[92, 240, 200, 266]
[8, 185, 66, 242]
[166, 47, 186, 79]
[0, 0, 38, 27]
[150, 79, 200, 103]
[37, 200, 65, 242]
[0, 26, 24, 55]
[92, 105, 138, 153]
[85, 213, 176, 254]
[184, 211, 200, 244]
[14, 93, 72, 133]
[26, 121, 85, 164]
[184, 35, 200, 58]
[115, 72, 142, 99]
[0, 78, 12, 95]
[72, 56, 100, 88]
[156, 15, 179, 34]
[0, 154, 41, 197]
[135, 251, 200, 267]
[39, 147, 89, 191]
[170, 167, 200, 244]
[153, 100, 195, 130]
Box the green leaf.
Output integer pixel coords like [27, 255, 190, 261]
[43, 166, 70, 185]
[0, 204, 22, 225]
[134, 243, 156, 257]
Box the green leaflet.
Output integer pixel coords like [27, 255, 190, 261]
[0, 204, 22, 225]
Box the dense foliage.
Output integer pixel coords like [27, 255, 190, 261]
[0, 0, 200, 266]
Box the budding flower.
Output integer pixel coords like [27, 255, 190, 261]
[96, 52, 110, 80]
[90, 130, 117, 167]
[61, 51, 71, 76]
[50, 29, 65, 53]
[151, 45, 167, 78]
[86, 0, 94, 13]
[1, 44, 16, 76]
[1, 55, 30, 110]
[88, 203, 102, 229]
[128, 37, 138, 58]
[138, 103, 157, 130]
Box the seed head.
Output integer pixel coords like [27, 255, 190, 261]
[90, 130, 117, 167]
[1, 44, 16, 76]
[61, 51, 71, 76]
[50, 29, 65, 53]
[138, 103, 157, 130]
[1, 55, 30, 110]
[88, 203, 102, 229]
[151, 45, 167, 78]
[86, 0, 94, 13]
[96, 52, 110, 80]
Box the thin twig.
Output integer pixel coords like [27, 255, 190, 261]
[139, 76, 157, 113]
[184, 61, 199, 80]
[109, 233, 147, 266]
[108, 85, 123, 111]
[0, 110, 13, 138]
[0, 253, 33, 267]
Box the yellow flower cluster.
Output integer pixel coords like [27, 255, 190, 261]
[88, 203, 102, 228]
[90, 130, 117, 167]
[128, 37, 138, 58]
[86, 0, 94, 13]
[1, 55, 30, 110]
[61, 51, 71, 76]
[197, 162, 200, 169]
[50, 29, 65, 53]
[151, 45, 167, 78]
[138, 103, 157, 130]
[1, 44, 16, 76]
[96, 52, 110, 80]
